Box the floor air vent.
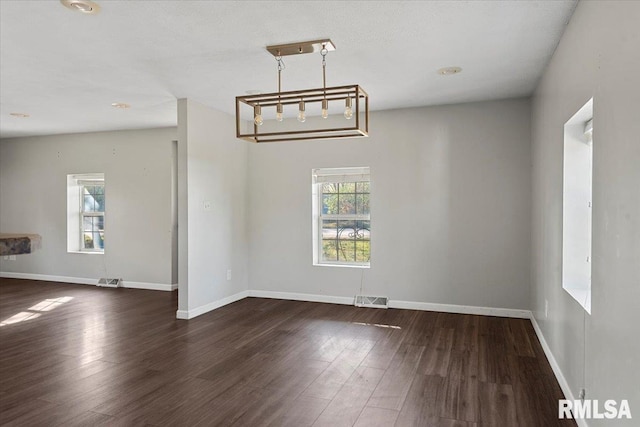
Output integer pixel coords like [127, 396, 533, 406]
[97, 278, 122, 288]
[354, 295, 389, 309]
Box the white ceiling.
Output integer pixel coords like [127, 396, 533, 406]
[0, 0, 577, 139]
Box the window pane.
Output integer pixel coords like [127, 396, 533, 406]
[84, 195, 95, 212]
[322, 194, 338, 215]
[94, 195, 104, 212]
[338, 240, 356, 262]
[322, 240, 338, 262]
[338, 220, 356, 239]
[339, 194, 355, 214]
[356, 194, 370, 215]
[357, 220, 371, 240]
[356, 182, 370, 193]
[321, 220, 338, 239]
[83, 232, 94, 249]
[339, 182, 355, 193]
[95, 232, 104, 249]
[83, 216, 93, 231]
[356, 241, 370, 262]
[322, 183, 338, 194]
[83, 185, 105, 212]
[85, 185, 103, 195]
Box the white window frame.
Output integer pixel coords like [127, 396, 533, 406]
[312, 167, 371, 268]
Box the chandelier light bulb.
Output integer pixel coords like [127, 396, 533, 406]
[322, 99, 329, 119]
[254, 105, 263, 126]
[344, 97, 353, 120]
[298, 100, 306, 123]
[276, 103, 283, 122]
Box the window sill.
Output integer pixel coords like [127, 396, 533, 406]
[67, 250, 104, 255]
[563, 286, 591, 314]
[314, 263, 370, 269]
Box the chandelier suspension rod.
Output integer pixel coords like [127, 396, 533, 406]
[321, 44, 329, 118]
[275, 53, 284, 121]
[277, 54, 282, 94]
[322, 46, 327, 91]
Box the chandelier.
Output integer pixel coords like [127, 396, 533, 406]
[235, 39, 369, 143]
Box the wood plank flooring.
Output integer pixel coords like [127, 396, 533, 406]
[0, 278, 575, 426]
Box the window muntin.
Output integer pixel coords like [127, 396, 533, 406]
[313, 168, 370, 267]
[79, 181, 105, 251]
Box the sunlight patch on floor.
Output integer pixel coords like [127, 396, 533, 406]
[0, 296, 73, 327]
[352, 322, 401, 329]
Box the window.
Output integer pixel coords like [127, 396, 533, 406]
[312, 167, 370, 267]
[80, 181, 105, 251]
[67, 173, 105, 253]
[562, 99, 592, 313]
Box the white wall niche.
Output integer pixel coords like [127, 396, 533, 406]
[562, 98, 593, 314]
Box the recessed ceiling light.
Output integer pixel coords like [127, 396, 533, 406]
[111, 103, 130, 109]
[10, 113, 30, 118]
[437, 67, 462, 76]
[60, 0, 101, 15]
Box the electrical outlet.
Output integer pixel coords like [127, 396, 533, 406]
[545, 300, 549, 318]
[203, 201, 212, 211]
[226, 269, 232, 280]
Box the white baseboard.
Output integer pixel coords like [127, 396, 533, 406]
[389, 299, 531, 318]
[176, 290, 533, 322]
[245, 290, 531, 318]
[247, 290, 354, 306]
[0, 272, 176, 292]
[122, 281, 177, 292]
[529, 315, 588, 427]
[176, 290, 249, 320]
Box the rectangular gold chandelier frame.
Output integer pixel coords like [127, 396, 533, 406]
[236, 84, 368, 143]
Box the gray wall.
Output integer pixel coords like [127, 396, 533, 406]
[0, 128, 176, 286]
[531, 1, 640, 423]
[248, 98, 532, 309]
[177, 99, 250, 316]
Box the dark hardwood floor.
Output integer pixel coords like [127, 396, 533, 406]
[0, 278, 575, 426]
